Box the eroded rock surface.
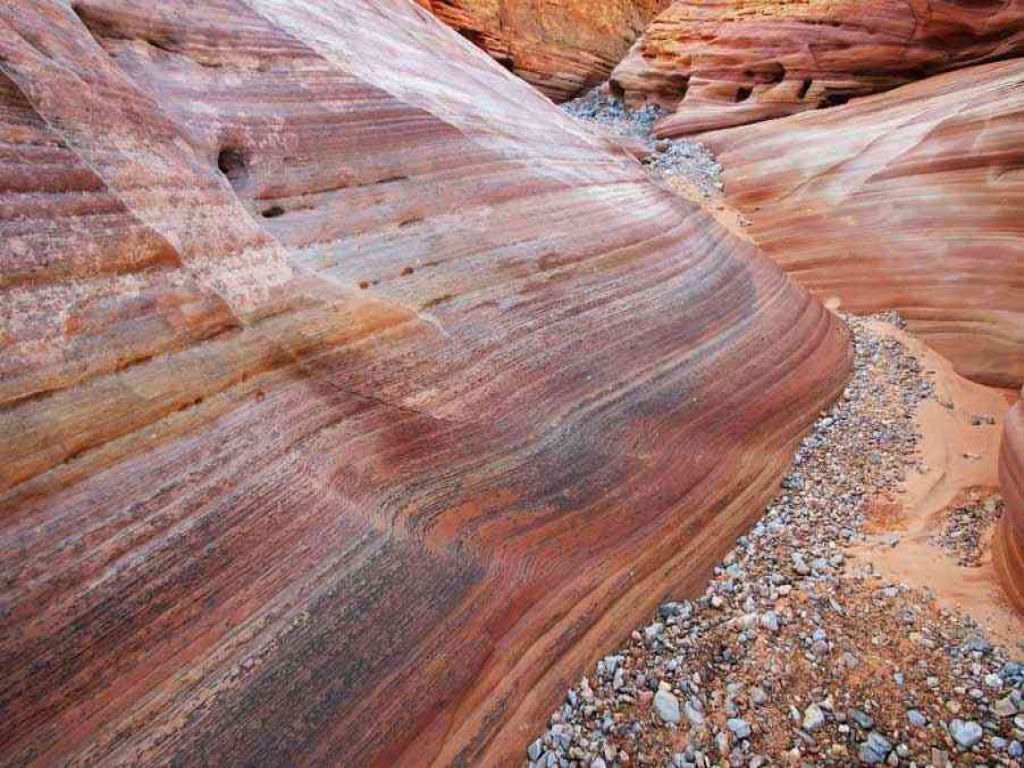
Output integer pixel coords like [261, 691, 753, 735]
[420, 0, 668, 101]
[610, 0, 1024, 136]
[701, 60, 1024, 388]
[999, 391, 1024, 614]
[0, 1, 850, 766]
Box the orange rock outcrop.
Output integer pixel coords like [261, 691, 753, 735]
[0, 1, 850, 766]
[420, 0, 668, 101]
[701, 60, 1024, 388]
[611, 0, 1024, 136]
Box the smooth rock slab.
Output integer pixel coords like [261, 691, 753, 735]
[0, 1, 850, 767]
[703, 60, 1024, 388]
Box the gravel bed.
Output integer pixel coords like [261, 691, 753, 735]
[526, 314, 1023, 768]
[563, 88, 724, 199]
[931, 494, 1005, 568]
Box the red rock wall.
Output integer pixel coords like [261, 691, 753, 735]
[611, 0, 1024, 135]
[701, 60, 1024, 388]
[998, 391, 1024, 613]
[0, 1, 850, 766]
[421, 0, 668, 101]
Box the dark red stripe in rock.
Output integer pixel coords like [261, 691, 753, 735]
[1, 1, 850, 766]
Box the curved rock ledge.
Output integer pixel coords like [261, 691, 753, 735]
[0, 1, 850, 766]
[701, 60, 1024, 388]
[611, 0, 1024, 136]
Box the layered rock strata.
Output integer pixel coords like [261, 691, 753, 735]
[611, 0, 1024, 135]
[701, 60, 1024, 388]
[421, 0, 667, 101]
[0, 1, 850, 766]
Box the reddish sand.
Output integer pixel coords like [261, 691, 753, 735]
[848, 322, 1024, 649]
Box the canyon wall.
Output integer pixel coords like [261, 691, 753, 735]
[611, 0, 1024, 136]
[0, 1, 853, 767]
[701, 60, 1024, 388]
[420, 0, 667, 101]
[999, 391, 1024, 614]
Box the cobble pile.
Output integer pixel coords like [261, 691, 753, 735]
[563, 88, 723, 199]
[931, 495, 1005, 568]
[527, 315, 1024, 768]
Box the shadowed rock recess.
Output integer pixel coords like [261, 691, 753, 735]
[611, 0, 1024, 136]
[419, 0, 668, 102]
[0, 1, 851, 767]
[701, 60, 1024, 389]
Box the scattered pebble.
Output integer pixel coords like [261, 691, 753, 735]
[930, 493, 1004, 567]
[524, 317, 1023, 767]
[653, 690, 680, 724]
[949, 718, 983, 749]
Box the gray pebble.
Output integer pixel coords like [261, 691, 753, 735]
[654, 690, 681, 724]
[949, 719, 983, 748]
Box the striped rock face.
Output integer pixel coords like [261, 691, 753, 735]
[0, 1, 850, 766]
[610, 0, 1024, 136]
[701, 60, 1024, 389]
[998, 391, 1024, 614]
[419, 0, 668, 101]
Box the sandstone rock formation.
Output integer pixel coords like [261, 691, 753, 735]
[0, 1, 850, 766]
[611, 0, 1024, 136]
[700, 60, 1024, 388]
[998, 390, 1024, 614]
[420, 0, 667, 101]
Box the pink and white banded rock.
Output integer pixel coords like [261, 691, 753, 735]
[0, 1, 850, 766]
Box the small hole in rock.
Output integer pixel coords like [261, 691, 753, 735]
[735, 86, 753, 103]
[358, 280, 371, 290]
[217, 148, 247, 185]
[765, 62, 786, 84]
[819, 93, 850, 108]
[458, 28, 486, 51]
[400, 266, 414, 276]
[262, 205, 285, 218]
[798, 78, 813, 100]
[147, 37, 178, 54]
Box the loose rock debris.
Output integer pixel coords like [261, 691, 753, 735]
[527, 315, 1023, 768]
[563, 88, 724, 199]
